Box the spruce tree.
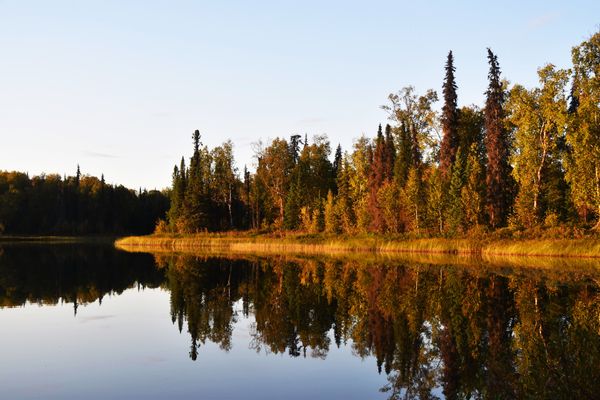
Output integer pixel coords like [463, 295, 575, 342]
[332, 144, 343, 194]
[394, 121, 413, 188]
[368, 124, 386, 232]
[484, 49, 513, 228]
[439, 51, 459, 178]
[383, 124, 396, 181]
[184, 130, 210, 231]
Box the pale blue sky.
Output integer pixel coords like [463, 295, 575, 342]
[0, 1, 598, 189]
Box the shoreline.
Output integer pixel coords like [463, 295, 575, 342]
[114, 233, 600, 259]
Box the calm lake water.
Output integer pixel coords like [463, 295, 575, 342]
[1, 244, 599, 399]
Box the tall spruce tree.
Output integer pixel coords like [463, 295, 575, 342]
[484, 49, 513, 228]
[383, 124, 396, 181]
[439, 51, 459, 178]
[394, 121, 413, 188]
[332, 144, 343, 194]
[184, 130, 210, 231]
[369, 125, 387, 232]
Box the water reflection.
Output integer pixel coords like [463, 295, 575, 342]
[1, 245, 600, 399]
[157, 254, 600, 399]
[0, 244, 163, 310]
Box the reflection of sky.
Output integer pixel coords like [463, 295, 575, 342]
[0, 288, 387, 400]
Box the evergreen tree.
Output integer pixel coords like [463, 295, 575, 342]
[383, 124, 396, 181]
[288, 134, 302, 165]
[368, 125, 387, 232]
[183, 130, 210, 232]
[484, 49, 513, 228]
[335, 156, 355, 232]
[394, 121, 413, 188]
[332, 144, 343, 194]
[439, 51, 459, 178]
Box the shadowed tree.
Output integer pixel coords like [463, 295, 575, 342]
[440, 51, 460, 178]
[484, 49, 513, 228]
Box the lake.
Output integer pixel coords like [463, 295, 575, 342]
[1, 243, 599, 399]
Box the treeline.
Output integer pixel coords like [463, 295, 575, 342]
[165, 32, 600, 235]
[0, 168, 169, 235]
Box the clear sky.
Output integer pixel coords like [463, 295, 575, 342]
[1, 1, 598, 190]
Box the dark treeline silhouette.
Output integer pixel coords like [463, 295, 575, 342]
[0, 169, 169, 235]
[163, 31, 600, 236]
[155, 254, 600, 398]
[0, 244, 164, 309]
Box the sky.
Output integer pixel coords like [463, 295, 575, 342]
[0, 1, 598, 190]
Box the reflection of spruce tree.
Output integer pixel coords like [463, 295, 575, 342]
[151, 254, 600, 397]
[484, 275, 516, 398]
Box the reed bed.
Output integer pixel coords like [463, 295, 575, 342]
[116, 233, 600, 260]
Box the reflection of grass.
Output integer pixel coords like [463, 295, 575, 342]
[115, 233, 600, 260]
[130, 248, 600, 284]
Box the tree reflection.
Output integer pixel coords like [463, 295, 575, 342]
[0, 244, 163, 309]
[156, 253, 600, 398]
[2, 246, 600, 398]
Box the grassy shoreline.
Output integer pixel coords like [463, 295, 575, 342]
[114, 233, 600, 259]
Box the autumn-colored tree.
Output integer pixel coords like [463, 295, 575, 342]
[254, 138, 293, 228]
[565, 32, 600, 226]
[426, 167, 445, 234]
[324, 190, 338, 233]
[349, 136, 373, 232]
[211, 140, 237, 229]
[402, 166, 423, 233]
[383, 86, 438, 168]
[507, 64, 569, 227]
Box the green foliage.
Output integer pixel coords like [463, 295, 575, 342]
[565, 31, 600, 225]
[461, 145, 485, 228]
[507, 65, 569, 227]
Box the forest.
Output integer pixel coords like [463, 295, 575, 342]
[163, 31, 600, 238]
[0, 168, 168, 235]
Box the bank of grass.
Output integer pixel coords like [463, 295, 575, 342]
[115, 231, 600, 259]
[116, 232, 482, 255]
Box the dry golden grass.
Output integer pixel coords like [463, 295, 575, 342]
[115, 233, 600, 261]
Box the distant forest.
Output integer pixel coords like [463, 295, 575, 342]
[0, 168, 168, 235]
[163, 31, 600, 236]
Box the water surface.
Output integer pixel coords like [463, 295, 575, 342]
[1, 244, 599, 399]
